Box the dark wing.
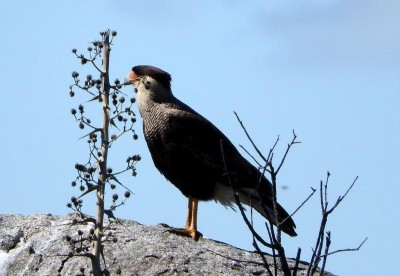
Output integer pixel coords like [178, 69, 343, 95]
[145, 104, 269, 198]
[145, 108, 236, 199]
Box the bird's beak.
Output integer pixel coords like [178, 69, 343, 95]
[124, 71, 139, 86]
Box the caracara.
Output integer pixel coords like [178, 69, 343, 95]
[126, 65, 296, 240]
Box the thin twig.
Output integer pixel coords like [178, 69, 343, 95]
[265, 221, 277, 274]
[269, 164, 281, 243]
[308, 174, 360, 276]
[321, 237, 368, 257]
[253, 238, 274, 276]
[319, 231, 331, 275]
[308, 180, 328, 276]
[90, 59, 104, 74]
[279, 187, 316, 228]
[234, 193, 275, 248]
[275, 130, 300, 175]
[324, 172, 330, 210]
[234, 111, 267, 162]
[264, 222, 278, 275]
[239, 145, 262, 167]
[220, 140, 275, 249]
[292, 248, 301, 276]
[267, 136, 280, 163]
[327, 176, 359, 215]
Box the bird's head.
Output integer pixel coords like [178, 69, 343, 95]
[125, 65, 172, 101]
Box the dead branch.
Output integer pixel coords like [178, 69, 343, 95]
[280, 187, 316, 228]
[292, 248, 301, 276]
[319, 231, 331, 275]
[239, 144, 262, 168]
[275, 130, 300, 175]
[307, 174, 360, 276]
[220, 140, 276, 249]
[234, 111, 268, 163]
[321, 237, 368, 257]
[252, 237, 274, 276]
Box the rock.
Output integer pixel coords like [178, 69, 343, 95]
[0, 228, 23, 252]
[0, 214, 333, 275]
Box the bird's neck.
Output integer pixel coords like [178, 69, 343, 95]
[136, 78, 174, 115]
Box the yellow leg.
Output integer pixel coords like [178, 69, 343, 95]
[168, 196, 202, 240]
[185, 196, 194, 229]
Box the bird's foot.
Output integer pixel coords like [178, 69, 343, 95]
[166, 227, 203, 241]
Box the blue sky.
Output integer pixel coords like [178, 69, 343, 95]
[1, 1, 399, 275]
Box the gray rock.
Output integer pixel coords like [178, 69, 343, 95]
[0, 214, 332, 275]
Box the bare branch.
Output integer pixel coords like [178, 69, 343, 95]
[308, 174, 360, 276]
[279, 187, 316, 228]
[234, 111, 267, 162]
[264, 222, 278, 275]
[322, 237, 368, 257]
[319, 231, 331, 276]
[267, 135, 280, 163]
[292, 248, 301, 276]
[324, 172, 330, 210]
[327, 176, 359, 215]
[90, 59, 104, 74]
[220, 140, 275, 249]
[275, 130, 300, 175]
[234, 192, 275, 248]
[239, 145, 262, 167]
[319, 180, 324, 213]
[252, 238, 274, 276]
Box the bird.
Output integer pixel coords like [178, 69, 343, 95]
[126, 65, 296, 240]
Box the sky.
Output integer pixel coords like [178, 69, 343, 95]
[0, 1, 399, 275]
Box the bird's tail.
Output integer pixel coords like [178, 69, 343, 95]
[237, 189, 297, 237]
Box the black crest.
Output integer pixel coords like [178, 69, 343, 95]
[132, 65, 172, 90]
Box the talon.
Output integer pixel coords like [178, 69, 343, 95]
[164, 197, 202, 241]
[167, 227, 202, 241]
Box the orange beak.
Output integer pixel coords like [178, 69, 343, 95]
[124, 71, 139, 85]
